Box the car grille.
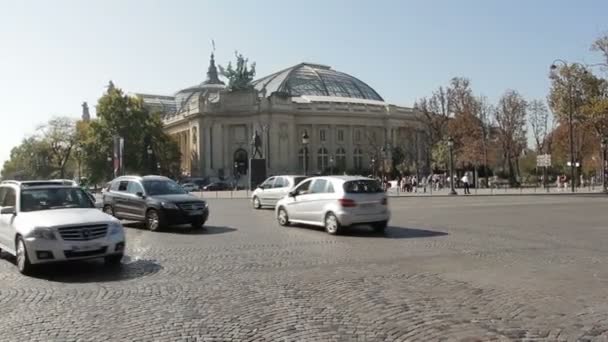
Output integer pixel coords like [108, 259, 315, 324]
[57, 224, 108, 241]
[64, 247, 108, 258]
[178, 202, 206, 212]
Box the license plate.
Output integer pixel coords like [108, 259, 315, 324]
[360, 203, 376, 208]
[72, 244, 101, 252]
[188, 210, 203, 216]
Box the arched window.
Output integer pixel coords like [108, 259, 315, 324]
[336, 147, 346, 170]
[298, 147, 310, 173]
[233, 149, 248, 175]
[317, 147, 329, 171]
[353, 147, 363, 170]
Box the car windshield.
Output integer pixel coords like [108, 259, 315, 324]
[143, 179, 186, 195]
[343, 180, 384, 193]
[20, 187, 94, 212]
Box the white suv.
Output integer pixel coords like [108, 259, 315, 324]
[0, 180, 126, 275]
[275, 176, 390, 235]
[251, 175, 308, 209]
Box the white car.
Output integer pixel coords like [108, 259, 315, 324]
[0, 180, 126, 275]
[275, 176, 390, 235]
[251, 175, 308, 209]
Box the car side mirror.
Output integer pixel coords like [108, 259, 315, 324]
[0, 206, 16, 215]
[288, 191, 296, 197]
[136, 192, 145, 198]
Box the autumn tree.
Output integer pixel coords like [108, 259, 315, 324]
[415, 77, 473, 171]
[494, 90, 527, 184]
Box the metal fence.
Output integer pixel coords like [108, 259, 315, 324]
[189, 184, 605, 200]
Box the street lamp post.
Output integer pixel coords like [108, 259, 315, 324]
[329, 155, 334, 175]
[371, 157, 376, 178]
[550, 60, 583, 193]
[302, 131, 309, 176]
[107, 156, 113, 179]
[602, 137, 607, 193]
[447, 137, 457, 195]
[75, 146, 82, 183]
[147, 147, 153, 174]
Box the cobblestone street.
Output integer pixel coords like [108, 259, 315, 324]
[1, 195, 608, 341]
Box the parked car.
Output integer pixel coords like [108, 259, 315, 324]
[0, 180, 126, 275]
[181, 183, 199, 192]
[251, 175, 307, 209]
[102, 175, 208, 231]
[275, 176, 390, 235]
[202, 182, 232, 191]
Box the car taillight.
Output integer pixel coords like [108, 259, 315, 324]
[381, 197, 388, 205]
[338, 198, 357, 207]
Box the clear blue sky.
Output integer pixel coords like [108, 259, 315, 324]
[1, 0, 606, 167]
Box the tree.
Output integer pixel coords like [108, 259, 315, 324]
[474, 96, 495, 184]
[591, 33, 608, 69]
[1, 137, 53, 180]
[81, 82, 181, 183]
[415, 78, 469, 171]
[37, 117, 77, 179]
[494, 90, 527, 184]
[528, 99, 552, 153]
[219, 52, 256, 91]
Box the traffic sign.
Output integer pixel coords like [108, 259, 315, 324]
[536, 154, 551, 167]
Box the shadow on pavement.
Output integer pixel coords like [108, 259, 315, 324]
[291, 224, 448, 239]
[341, 225, 448, 239]
[123, 222, 237, 235]
[1, 254, 162, 283]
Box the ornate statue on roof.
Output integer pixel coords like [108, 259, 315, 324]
[219, 51, 256, 91]
[81, 102, 90, 122]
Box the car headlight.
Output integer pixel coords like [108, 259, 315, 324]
[29, 227, 56, 240]
[161, 202, 178, 209]
[109, 221, 123, 235]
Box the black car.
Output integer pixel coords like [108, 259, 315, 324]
[102, 175, 209, 231]
[202, 182, 232, 191]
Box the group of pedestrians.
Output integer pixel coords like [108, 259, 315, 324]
[378, 172, 474, 195]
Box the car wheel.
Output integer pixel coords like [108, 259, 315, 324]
[324, 212, 341, 235]
[145, 209, 163, 232]
[372, 221, 388, 233]
[104, 254, 123, 266]
[252, 196, 262, 209]
[277, 207, 290, 227]
[103, 205, 114, 216]
[15, 237, 33, 275]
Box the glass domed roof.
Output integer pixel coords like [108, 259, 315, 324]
[252, 63, 384, 102]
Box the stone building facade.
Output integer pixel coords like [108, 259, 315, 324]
[137, 55, 427, 181]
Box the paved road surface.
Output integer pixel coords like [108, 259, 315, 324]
[1, 195, 608, 341]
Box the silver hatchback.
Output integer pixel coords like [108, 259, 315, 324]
[275, 176, 390, 235]
[251, 175, 307, 209]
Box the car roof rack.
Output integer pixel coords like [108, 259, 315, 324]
[0, 180, 77, 188]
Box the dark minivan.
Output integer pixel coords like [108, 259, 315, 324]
[102, 175, 209, 231]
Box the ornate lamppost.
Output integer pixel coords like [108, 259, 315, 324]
[602, 137, 607, 193]
[448, 137, 457, 195]
[302, 131, 309, 176]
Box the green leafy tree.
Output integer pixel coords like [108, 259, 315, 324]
[219, 52, 256, 91]
[82, 82, 181, 183]
[1, 137, 53, 180]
